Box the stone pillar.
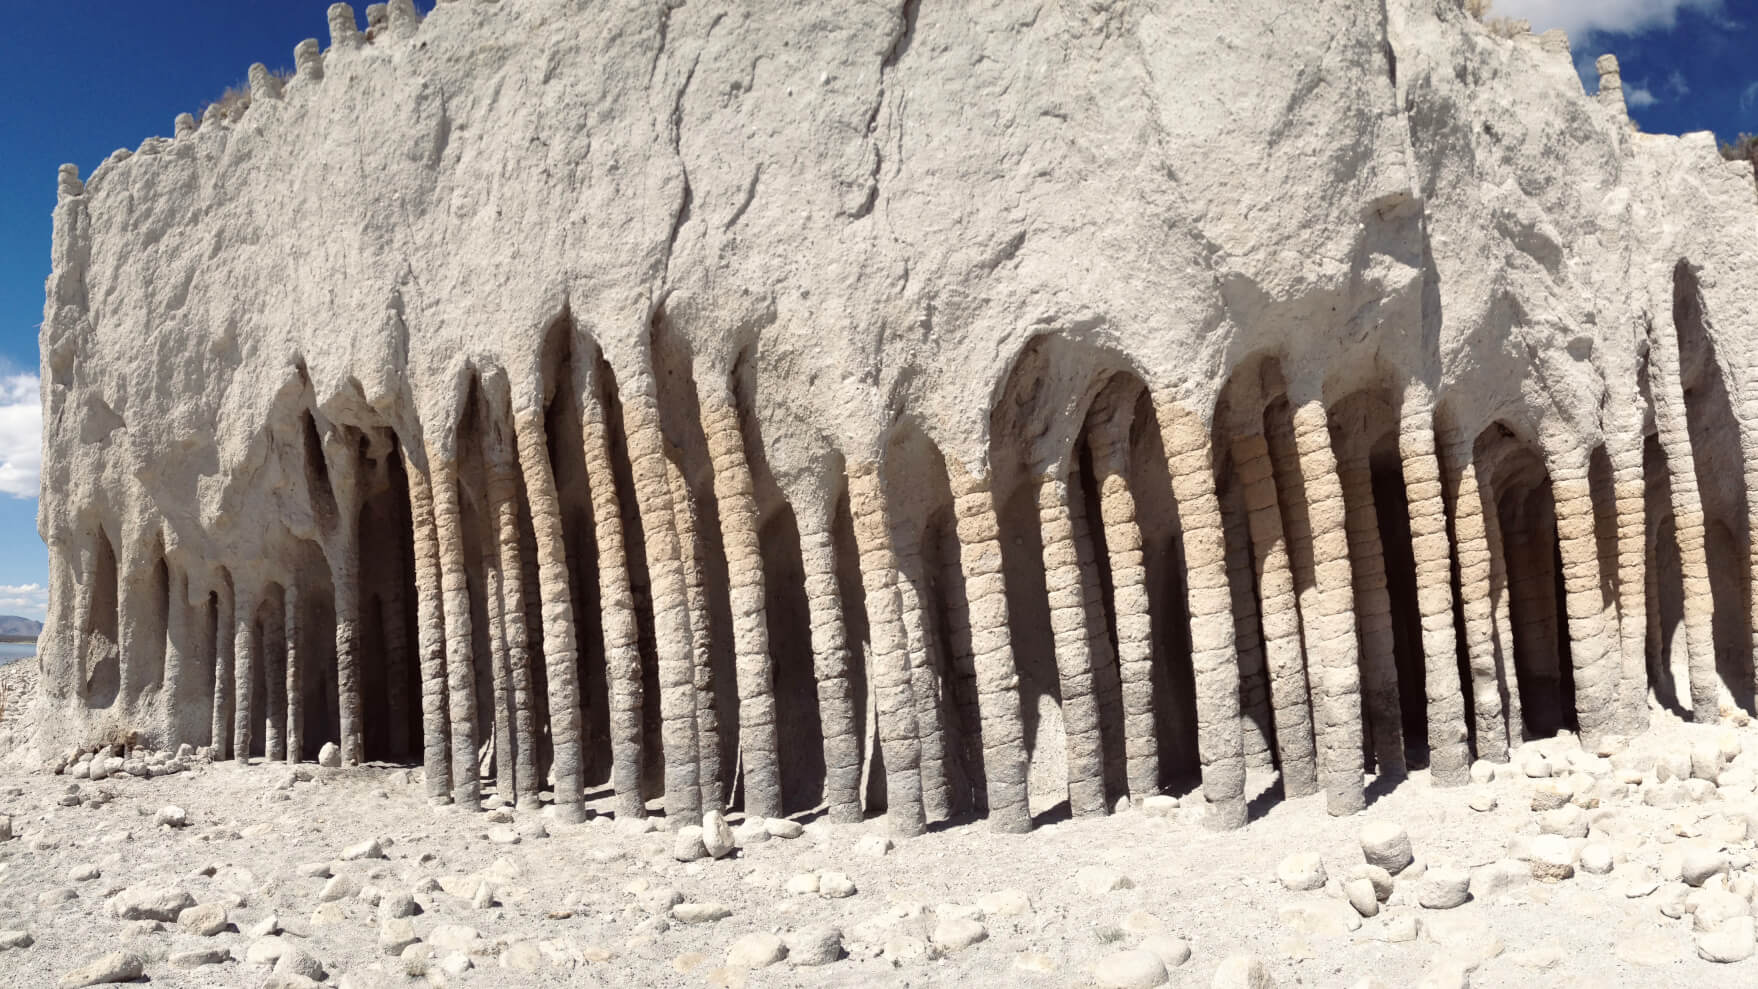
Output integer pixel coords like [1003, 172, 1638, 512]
[575, 359, 645, 819]
[1091, 421, 1160, 798]
[1337, 447, 1405, 779]
[849, 461, 926, 837]
[1551, 447, 1617, 746]
[699, 386, 782, 818]
[669, 456, 724, 813]
[284, 583, 302, 763]
[430, 456, 480, 810]
[404, 450, 453, 805]
[1159, 400, 1247, 829]
[1399, 398, 1468, 783]
[1480, 467, 1525, 745]
[1038, 474, 1109, 818]
[162, 568, 190, 749]
[947, 464, 1033, 831]
[510, 407, 584, 821]
[1232, 431, 1319, 796]
[1610, 437, 1650, 734]
[1290, 399, 1363, 816]
[115, 546, 142, 706]
[263, 595, 287, 763]
[212, 580, 235, 761]
[894, 521, 952, 822]
[1649, 320, 1720, 720]
[326, 434, 366, 767]
[1220, 469, 1274, 773]
[1071, 467, 1131, 794]
[800, 495, 863, 821]
[486, 439, 539, 808]
[620, 380, 701, 826]
[479, 498, 519, 801]
[232, 583, 258, 762]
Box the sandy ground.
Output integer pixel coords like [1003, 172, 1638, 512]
[2, 675, 1757, 988]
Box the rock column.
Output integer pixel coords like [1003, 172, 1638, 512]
[1090, 418, 1160, 798]
[669, 457, 725, 813]
[894, 523, 952, 822]
[800, 494, 863, 821]
[620, 379, 701, 826]
[511, 404, 586, 821]
[430, 456, 481, 810]
[1399, 397, 1468, 783]
[480, 466, 521, 800]
[1337, 446, 1404, 779]
[263, 596, 287, 763]
[284, 584, 302, 763]
[232, 583, 258, 762]
[849, 461, 926, 837]
[211, 580, 234, 760]
[1159, 400, 1247, 828]
[404, 449, 453, 805]
[1551, 446, 1617, 746]
[485, 438, 539, 808]
[1290, 399, 1364, 816]
[948, 463, 1031, 832]
[1232, 431, 1318, 796]
[575, 357, 645, 819]
[1220, 470, 1274, 772]
[1038, 475, 1109, 818]
[700, 385, 782, 818]
[162, 569, 189, 749]
[1611, 436, 1650, 733]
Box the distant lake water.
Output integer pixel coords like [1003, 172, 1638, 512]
[0, 642, 34, 666]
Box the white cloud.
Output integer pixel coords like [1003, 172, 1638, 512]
[1493, 0, 1723, 39]
[1743, 80, 1758, 112]
[0, 583, 47, 620]
[1625, 84, 1659, 107]
[0, 373, 41, 499]
[1665, 70, 1690, 98]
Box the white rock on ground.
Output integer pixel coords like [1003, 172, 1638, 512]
[56, 951, 145, 989]
[1212, 954, 1276, 988]
[1360, 823, 1413, 874]
[1275, 852, 1326, 891]
[931, 917, 988, 952]
[783, 926, 842, 966]
[1093, 948, 1168, 989]
[726, 932, 786, 968]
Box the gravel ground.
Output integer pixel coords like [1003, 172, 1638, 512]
[1, 696, 1756, 988]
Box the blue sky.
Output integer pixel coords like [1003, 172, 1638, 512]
[0, 2, 1751, 623]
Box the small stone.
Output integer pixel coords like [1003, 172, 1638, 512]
[1211, 954, 1276, 988]
[379, 892, 417, 921]
[428, 924, 483, 953]
[727, 932, 787, 968]
[673, 902, 732, 924]
[1346, 864, 1394, 902]
[318, 743, 342, 768]
[1359, 822, 1413, 874]
[169, 947, 228, 968]
[931, 917, 987, 952]
[247, 914, 282, 938]
[783, 926, 842, 966]
[58, 951, 145, 988]
[1092, 948, 1168, 989]
[1522, 755, 1553, 778]
[342, 838, 385, 861]
[1142, 794, 1179, 817]
[734, 817, 770, 845]
[177, 903, 228, 936]
[702, 811, 736, 859]
[1276, 853, 1326, 892]
[319, 875, 361, 902]
[1015, 951, 1057, 973]
[380, 918, 419, 955]
[1681, 848, 1727, 887]
[67, 864, 100, 882]
[246, 937, 291, 966]
[297, 862, 331, 879]
[1121, 910, 1163, 934]
[471, 881, 496, 909]
[155, 806, 188, 828]
[1696, 916, 1757, 963]
[109, 885, 195, 922]
[500, 941, 544, 971]
[1139, 935, 1191, 969]
[1578, 843, 1614, 875]
[1529, 835, 1574, 882]
[1345, 878, 1379, 917]
[765, 818, 803, 839]
[1657, 749, 1692, 782]
[1278, 900, 1361, 936]
[1077, 865, 1134, 894]
[818, 872, 856, 898]
[0, 816, 11, 841]
[0, 931, 33, 951]
[978, 888, 1033, 915]
[784, 873, 820, 895]
[673, 825, 708, 862]
[274, 947, 326, 982]
[1529, 779, 1570, 811]
[1469, 760, 1495, 784]
[1691, 741, 1724, 782]
[1539, 805, 1587, 838]
[1374, 915, 1420, 943]
[487, 826, 521, 845]
[856, 834, 893, 857]
[1467, 790, 1497, 812]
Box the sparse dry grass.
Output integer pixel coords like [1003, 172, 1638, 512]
[193, 68, 295, 131]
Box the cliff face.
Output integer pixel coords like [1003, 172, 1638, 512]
[32, 0, 1758, 830]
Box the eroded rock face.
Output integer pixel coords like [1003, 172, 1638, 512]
[30, 2, 1758, 835]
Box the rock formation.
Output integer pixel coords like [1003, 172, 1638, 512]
[29, 0, 1758, 837]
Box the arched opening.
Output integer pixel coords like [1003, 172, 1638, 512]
[1673, 260, 1751, 711]
[355, 432, 420, 763]
[1478, 424, 1576, 738]
[84, 528, 121, 709]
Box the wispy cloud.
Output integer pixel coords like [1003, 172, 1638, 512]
[1743, 80, 1758, 112]
[1665, 70, 1691, 98]
[1493, 0, 1724, 39]
[0, 371, 41, 500]
[0, 583, 47, 620]
[1625, 84, 1659, 107]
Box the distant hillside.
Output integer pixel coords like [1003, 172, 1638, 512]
[0, 616, 42, 640]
